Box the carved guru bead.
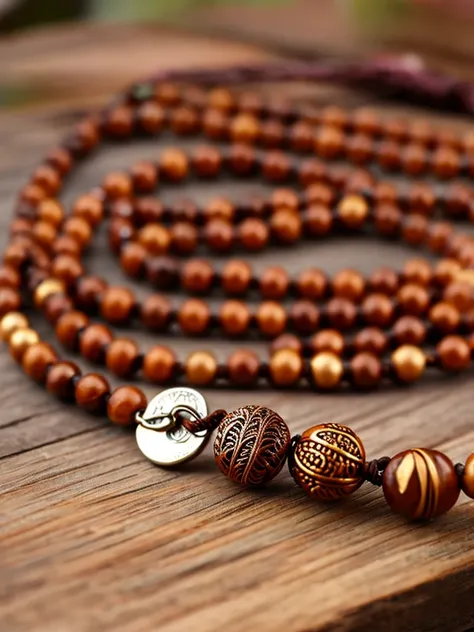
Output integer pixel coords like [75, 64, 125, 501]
[214, 405, 291, 486]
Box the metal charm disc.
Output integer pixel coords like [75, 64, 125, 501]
[136, 387, 210, 467]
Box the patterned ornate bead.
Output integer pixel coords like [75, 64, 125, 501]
[214, 405, 291, 486]
[383, 449, 460, 520]
[289, 423, 366, 500]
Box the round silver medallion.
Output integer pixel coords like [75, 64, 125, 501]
[136, 387, 210, 466]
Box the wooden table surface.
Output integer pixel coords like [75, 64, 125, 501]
[2, 19, 474, 632]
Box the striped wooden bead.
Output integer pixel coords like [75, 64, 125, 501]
[382, 448, 460, 520]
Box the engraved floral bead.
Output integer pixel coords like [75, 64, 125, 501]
[289, 424, 366, 500]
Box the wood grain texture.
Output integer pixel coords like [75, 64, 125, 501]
[1, 21, 474, 632]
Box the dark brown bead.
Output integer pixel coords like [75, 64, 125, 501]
[143, 345, 176, 383]
[108, 386, 147, 426]
[31, 165, 61, 196]
[361, 293, 394, 327]
[377, 140, 401, 170]
[270, 333, 303, 355]
[170, 106, 200, 135]
[0, 266, 20, 289]
[79, 324, 113, 364]
[105, 338, 140, 378]
[383, 449, 460, 520]
[46, 147, 73, 176]
[214, 405, 291, 485]
[392, 315, 426, 346]
[137, 101, 165, 134]
[259, 266, 289, 300]
[75, 373, 110, 414]
[311, 329, 344, 355]
[402, 214, 428, 247]
[178, 299, 211, 335]
[75, 276, 107, 312]
[22, 342, 57, 383]
[443, 281, 474, 312]
[227, 349, 260, 387]
[260, 119, 285, 148]
[350, 352, 382, 388]
[181, 259, 214, 294]
[227, 143, 256, 175]
[298, 158, 327, 186]
[353, 327, 387, 355]
[219, 300, 251, 336]
[140, 294, 172, 332]
[100, 286, 135, 325]
[437, 335, 471, 371]
[51, 255, 84, 287]
[326, 297, 357, 330]
[192, 145, 222, 177]
[104, 106, 133, 137]
[402, 144, 427, 175]
[46, 361, 81, 400]
[290, 424, 365, 500]
[270, 188, 299, 212]
[374, 203, 402, 237]
[145, 256, 179, 290]
[130, 161, 158, 193]
[262, 151, 291, 182]
[369, 267, 399, 295]
[134, 198, 163, 224]
[44, 293, 74, 325]
[290, 300, 320, 335]
[205, 197, 234, 222]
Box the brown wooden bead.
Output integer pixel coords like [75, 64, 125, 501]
[219, 300, 251, 336]
[350, 352, 382, 389]
[63, 216, 92, 247]
[130, 161, 158, 193]
[392, 316, 426, 346]
[270, 210, 302, 244]
[170, 222, 198, 255]
[221, 259, 252, 296]
[105, 338, 140, 378]
[303, 204, 333, 237]
[178, 298, 210, 335]
[138, 224, 170, 255]
[310, 352, 343, 389]
[443, 281, 474, 312]
[120, 242, 146, 278]
[160, 148, 188, 181]
[185, 351, 217, 385]
[75, 373, 110, 414]
[460, 454, 474, 499]
[259, 266, 289, 300]
[104, 106, 133, 137]
[403, 258, 432, 286]
[326, 297, 357, 330]
[270, 333, 303, 355]
[203, 219, 233, 253]
[145, 256, 179, 290]
[140, 294, 172, 332]
[79, 324, 113, 363]
[51, 255, 84, 287]
[429, 301, 460, 333]
[72, 194, 103, 227]
[107, 386, 147, 426]
[0, 266, 20, 289]
[37, 199, 64, 228]
[353, 327, 387, 355]
[290, 300, 320, 336]
[227, 349, 260, 387]
[269, 348, 302, 386]
[238, 218, 269, 251]
[44, 293, 74, 325]
[0, 287, 21, 317]
[143, 345, 176, 383]
[137, 101, 165, 134]
[181, 259, 213, 294]
[296, 268, 327, 300]
[391, 345, 426, 382]
[31, 165, 61, 196]
[214, 405, 290, 485]
[436, 335, 471, 371]
[289, 424, 365, 500]
[383, 449, 460, 520]
[0, 312, 29, 341]
[56, 311, 89, 349]
[311, 329, 344, 356]
[361, 293, 394, 327]
[255, 301, 287, 337]
[397, 284, 430, 316]
[46, 361, 81, 400]
[22, 342, 57, 382]
[332, 269, 365, 302]
[99, 286, 135, 325]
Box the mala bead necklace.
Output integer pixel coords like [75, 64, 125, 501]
[4, 59, 474, 522]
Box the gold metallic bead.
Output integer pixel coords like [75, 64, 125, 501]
[34, 278, 66, 308]
[391, 345, 426, 382]
[337, 194, 368, 228]
[310, 352, 343, 389]
[9, 328, 40, 362]
[0, 312, 29, 342]
[289, 423, 366, 500]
